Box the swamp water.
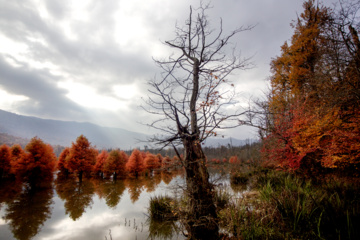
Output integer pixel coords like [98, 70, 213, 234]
[0, 169, 239, 240]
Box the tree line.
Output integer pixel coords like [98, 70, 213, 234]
[0, 134, 246, 187]
[0, 135, 184, 186]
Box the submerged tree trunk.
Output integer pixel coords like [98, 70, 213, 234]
[183, 136, 218, 240]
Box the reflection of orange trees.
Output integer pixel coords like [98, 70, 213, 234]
[98, 180, 126, 208]
[0, 180, 23, 210]
[143, 175, 160, 193]
[124, 177, 145, 203]
[4, 186, 53, 240]
[93, 150, 108, 178]
[161, 171, 174, 185]
[126, 149, 144, 177]
[67, 135, 97, 183]
[14, 137, 56, 187]
[153, 172, 163, 186]
[0, 144, 11, 179]
[55, 178, 95, 220]
[104, 150, 127, 179]
[91, 179, 105, 199]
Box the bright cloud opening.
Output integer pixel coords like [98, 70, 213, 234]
[113, 84, 138, 100]
[58, 81, 127, 110]
[0, 89, 29, 111]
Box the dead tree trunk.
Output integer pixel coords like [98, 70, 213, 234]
[144, 3, 254, 239]
[183, 136, 218, 240]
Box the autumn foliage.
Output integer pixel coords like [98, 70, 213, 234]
[104, 150, 128, 179]
[262, 0, 360, 175]
[0, 133, 184, 186]
[126, 149, 145, 177]
[0, 144, 11, 179]
[66, 135, 97, 182]
[13, 137, 56, 186]
[144, 153, 161, 171]
[57, 147, 70, 177]
[93, 150, 109, 178]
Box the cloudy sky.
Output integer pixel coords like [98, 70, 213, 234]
[0, 0, 336, 139]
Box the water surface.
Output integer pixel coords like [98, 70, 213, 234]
[0, 170, 188, 240]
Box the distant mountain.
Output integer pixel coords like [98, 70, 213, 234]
[0, 109, 147, 149]
[0, 132, 30, 148]
[0, 109, 252, 149]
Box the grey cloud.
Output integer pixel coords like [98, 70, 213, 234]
[0, 56, 86, 120]
[0, 0, 338, 136]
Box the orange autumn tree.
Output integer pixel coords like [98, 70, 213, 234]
[10, 144, 24, 165]
[0, 144, 12, 180]
[263, 0, 360, 173]
[57, 147, 70, 178]
[144, 153, 161, 172]
[161, 156, 172, 170]
[126, 149, 144, 177]
[94, 150, 109, 178]
[104, 149, 127, 180]
[14, 137, 56, 187]
[67, 135, 97, 183]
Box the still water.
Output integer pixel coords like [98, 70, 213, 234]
[0, 168, 235, 240]
[0, 170, 190, 240]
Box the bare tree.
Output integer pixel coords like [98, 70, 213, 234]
[144, 3, 254, 239]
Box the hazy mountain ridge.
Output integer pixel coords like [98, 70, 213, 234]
[0, 109, 251, 149]
[0, 133, 30, 148]
[0, 109, 147, 149]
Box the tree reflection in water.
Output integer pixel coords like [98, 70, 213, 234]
[55, 178, 94, 220]
[3, 185, 54, 240]
[0, 180, 23, 211]
[0, 168, 188, 240]
[161, 171, 174, 185]
[98, 180, 126, 208]
[124, 177, 146, 203]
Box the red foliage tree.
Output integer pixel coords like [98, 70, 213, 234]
[126, 149, 144, 177]
[0, 144, 11, 180]
[144, 153, 161, 172]
[93, 150, 109, 178]
[229, 156, 239, 164]
[161, 156, 172, 169]
[10, 144, 24, 165]
[104, 150, 127, 179]
[9, 144, 25, 177]
[67, 135, 97, 183]
[156, 153, 163, 166]
[57, 147, 71, 178]
[14, 137, 56, 187]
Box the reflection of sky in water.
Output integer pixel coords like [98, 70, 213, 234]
[0, 175, 186, 240]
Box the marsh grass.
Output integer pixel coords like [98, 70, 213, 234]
[148, 195, 178, 221]
[147, 168, 360, 239]
[147, 195, 186, 239]
[222, 168, 360, 239]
